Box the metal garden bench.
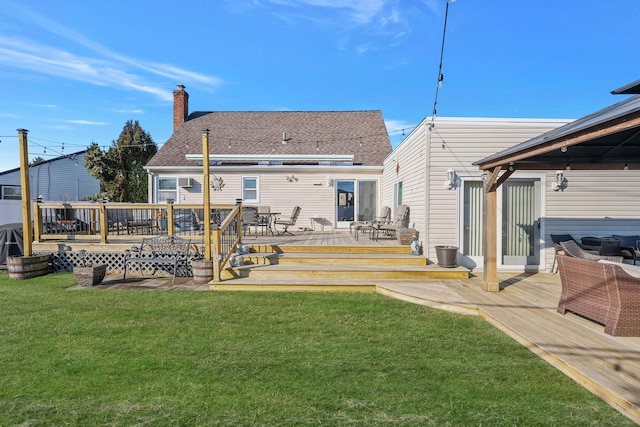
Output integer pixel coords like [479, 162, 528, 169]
[122, 236, 191, 284]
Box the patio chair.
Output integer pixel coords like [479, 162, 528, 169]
[351, 206, 391, 240]
[241, 206, 259, 237]
[274, 206, 301, 235]
[550, 234, 581, 273]
[559, 240, 623, 263]
[370, 204, 410, 241]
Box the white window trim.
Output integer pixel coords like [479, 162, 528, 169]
[242, 176, 260, 203]
[157, 177, 178, 203]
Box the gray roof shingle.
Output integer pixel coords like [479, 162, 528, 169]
[146, 110, 391, 167]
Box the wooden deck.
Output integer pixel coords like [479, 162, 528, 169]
[86, 270, 640, 424]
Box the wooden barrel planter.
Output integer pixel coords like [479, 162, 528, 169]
[191, 260, 214, 285]
[73, 264, 107, 287]
[8, 255, 50, 280]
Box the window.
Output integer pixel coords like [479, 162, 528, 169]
[1, 185, 21, 200]
[242, 176, 259, 202]
[157, 178, 177, 202]
[394, 181, 403, 207]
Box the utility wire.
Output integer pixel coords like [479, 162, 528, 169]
[430, 0, 453, 128]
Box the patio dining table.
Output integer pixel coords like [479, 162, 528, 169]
[257, 212, 280, 236]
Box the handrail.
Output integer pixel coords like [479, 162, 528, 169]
[32, 200, 245, 280]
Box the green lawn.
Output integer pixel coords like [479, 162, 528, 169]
[0, 271, 634, 426]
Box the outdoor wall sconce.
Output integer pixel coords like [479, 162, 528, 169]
[444, 168, 457, 190]
[285, 174, 298, 182]
[552, 170, 565, 191]
[326, 177, 334, 187]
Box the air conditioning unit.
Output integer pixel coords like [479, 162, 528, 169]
[178, 177, 192, 188]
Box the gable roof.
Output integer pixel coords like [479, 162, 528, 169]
[146, 110, 392, 168]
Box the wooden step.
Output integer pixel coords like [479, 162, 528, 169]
[247, 244, 411, 255]
[221, 262, 469, 281]
[241, 252, 428, 267]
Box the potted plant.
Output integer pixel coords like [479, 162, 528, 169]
[73, 250, 107, 286]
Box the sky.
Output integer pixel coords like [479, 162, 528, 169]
[1, 0, 639, 171]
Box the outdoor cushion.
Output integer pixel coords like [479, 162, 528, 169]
[550, 234, 576, 245]
[599, 259, 640, 278]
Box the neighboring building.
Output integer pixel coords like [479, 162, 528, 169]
[0, 151, 99, 225]
[145, 85, 393, 230]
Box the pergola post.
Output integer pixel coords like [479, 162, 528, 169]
[202, 129, 212, 260]
[481, 166, 513, 292]
[18, 129, 32, 257]
[482, 187, 499, 291]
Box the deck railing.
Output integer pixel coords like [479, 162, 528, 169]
[33, 199, 244, 281]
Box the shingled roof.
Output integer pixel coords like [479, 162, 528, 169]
[146, 110, 392, 168]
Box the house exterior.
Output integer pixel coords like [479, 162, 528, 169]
[383, 116, 577, 272]
[144, 85, 392, 230]
[0, 151, 99, 226]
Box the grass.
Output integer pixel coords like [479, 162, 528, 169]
[0, 271, 635, 426]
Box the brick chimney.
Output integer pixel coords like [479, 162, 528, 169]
[173, 84, 189, 132]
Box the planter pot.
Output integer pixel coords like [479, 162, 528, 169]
[396, 228, 417, 245]
[73, 264, 107, 287]
[191, 259, 214, 285]
[435, 245, 458, 268]
[8, 255, 50, 280]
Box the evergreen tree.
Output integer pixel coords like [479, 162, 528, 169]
[30, 156, 45, 166]
[84, 120, 157, 202]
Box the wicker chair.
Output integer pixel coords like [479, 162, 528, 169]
[557, 255, 640, 336]
[559, 240, 623, 263]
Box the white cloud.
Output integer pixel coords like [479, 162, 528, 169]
[64, 120, 108, 126]
[0, 4, 223, 101]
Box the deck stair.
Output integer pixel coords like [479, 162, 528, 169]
[214, 244, 469, 290]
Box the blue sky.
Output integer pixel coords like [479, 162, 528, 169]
[1, 0, 639, 171]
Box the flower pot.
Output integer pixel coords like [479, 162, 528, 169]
[8, 255, 50, 280]
[191, 259, 213, 285]
[435, 245, 458, 268]
[73, 264, 107, 286]
[396, 228, 417, 245]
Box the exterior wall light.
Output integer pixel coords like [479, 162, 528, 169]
[552, 170, 565, 191]
[445, 168, 457, 190]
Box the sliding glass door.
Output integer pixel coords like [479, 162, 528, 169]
[462, 177, 541, 268]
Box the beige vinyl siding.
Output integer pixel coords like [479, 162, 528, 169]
[428, 118, 569, 268]
[157, 169, 381, 230]
[382, 121, 429, 243]
[544, 170, 640, 268]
